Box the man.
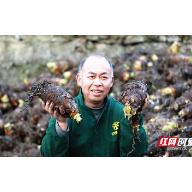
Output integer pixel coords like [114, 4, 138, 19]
[40, 53, 149, 157]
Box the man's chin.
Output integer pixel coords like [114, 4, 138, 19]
[90, 97, 105, 104]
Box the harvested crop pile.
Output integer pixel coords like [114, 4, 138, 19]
[0, 42, 192, 157]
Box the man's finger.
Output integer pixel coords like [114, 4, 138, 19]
[147, 95, 149, 104]
[45, 101, 50, 110]
[50, 102, 54, 108]
[53, 108, 59, 118]
[49, 102, 54, 112]
[42, 101, 45, 109]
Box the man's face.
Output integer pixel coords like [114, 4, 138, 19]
[77, 56, 114, 108]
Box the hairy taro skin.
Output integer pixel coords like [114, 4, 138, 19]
[121, 81, 148, 156]
[24, 80, 81, 122]
[38, 83, 79, 119]
[121, 81, 147, 113]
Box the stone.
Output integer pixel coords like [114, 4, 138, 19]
[86, 35, 99, 41]
[86, 41, 95, 51]
[145, 36, 159, 42]
[98, 35, 109, 40]
[124, 35, 145, 45]
[159, 35, 167, 42]
[167, 35, 180, 43]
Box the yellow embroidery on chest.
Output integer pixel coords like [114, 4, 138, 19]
[111, 122, 120, 136]
[111, 131, 118, 136]
[112, 121, 120, 130]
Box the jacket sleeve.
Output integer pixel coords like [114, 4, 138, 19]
[119, 113, 148, 157]
[40, 117, 69, 157]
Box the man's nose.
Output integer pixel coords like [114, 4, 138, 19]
[93, 77, 102, 86]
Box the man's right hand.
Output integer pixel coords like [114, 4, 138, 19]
[42, 101, 68, 131]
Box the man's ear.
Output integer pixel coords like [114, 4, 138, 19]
[76, 74, 82, 87]
[110, 76, 114, 87]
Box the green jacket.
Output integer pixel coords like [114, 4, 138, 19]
[40, 90, 148, 157]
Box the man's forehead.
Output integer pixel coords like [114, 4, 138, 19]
[88, 71, 109, 75]
[83, 56, 110, 68]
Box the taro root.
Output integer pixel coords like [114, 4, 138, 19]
[4, 123, 14, 136]
[161, 121, 178, 132]
[29, 113, 40, 126]
[180, 125, 192, 138]
[63, 71, 74, 79]
[13, 121, 36, 143]
[121, 80, 148, 156]
[109, 92, 117, 100]
[12, 106, 29, 122]
[182, 66, 192, 78]
[147, 130, 163, 144]
[143, 122, 156, 136]
[0, 135, 16, 151]
[164, 148, 182, 157]
[0, 84, 8, 99]
[150, 42, 180, 62]
[0, 94, 9, 103]
[130, 71, 146, 82]
[179, 146, 192, 157]
[111, 79, 123, 102]
[63, 67, 78, 80]
[113, 66, 134, 82]
[22, 80, 82, 123]
[157, 53, 192, 72]
[121, 81, 148, 120]
[0, 118, 7, 135]
[178, 103, 192, 118]
[161, 83, 189, 97]
[7, 91, 20, 107]
[180, 119, 192, 129]
[47, 60, 76, 75]
[35, 114, 50, 144]
[132, 55, 148, 72]
[165, 67, 182, 83]
[32, 102, 47, 115]
[145, 140, 166, 157]
[49, 77, 68, 86]
[63, 77, 81, 97]
[166, 41, 180, 55]
[0, 102, 12, 111]
[173, 90, 192, 111]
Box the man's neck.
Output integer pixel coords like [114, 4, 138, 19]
[85, 102, 104, 109]
[83, 102, 104, 120]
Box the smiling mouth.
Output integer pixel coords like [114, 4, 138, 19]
[92, 90, 102, 93]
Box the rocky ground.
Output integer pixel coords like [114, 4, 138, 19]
[1, 35, 192, 86]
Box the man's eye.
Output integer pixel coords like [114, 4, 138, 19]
[89, 76, 94, 79]
[101, 76, 107, 79]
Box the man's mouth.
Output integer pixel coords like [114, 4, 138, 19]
[92, 90, 102, 93]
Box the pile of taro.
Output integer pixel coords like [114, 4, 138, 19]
[0, 42, 192, 157]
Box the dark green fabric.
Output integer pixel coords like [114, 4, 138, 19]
[40, 90, 148, 157]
